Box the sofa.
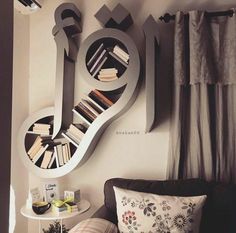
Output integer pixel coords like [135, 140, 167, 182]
[91, 178, 236, 233]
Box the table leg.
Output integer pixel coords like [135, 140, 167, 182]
[39, 219, 41, 233]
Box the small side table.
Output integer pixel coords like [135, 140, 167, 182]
[21, 199, 90, 233]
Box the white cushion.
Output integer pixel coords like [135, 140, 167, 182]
[69, 218, 118, 233]
[113, 186, 207, 233]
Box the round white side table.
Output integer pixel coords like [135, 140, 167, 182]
[21, 199, 90, 233]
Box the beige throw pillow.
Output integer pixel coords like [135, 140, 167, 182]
[113, 186, 206, 233]
[69, 218, 118, 233]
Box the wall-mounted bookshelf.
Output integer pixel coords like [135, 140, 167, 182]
[17, 3, 141, 178]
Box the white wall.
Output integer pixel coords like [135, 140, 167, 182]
[23, 0, 236, 232]
[11, 9, 29, 233]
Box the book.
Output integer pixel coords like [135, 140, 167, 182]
[52, 204, 67, 213]
[89, 90, 114, 109]
[68, 124, 85, 139]
[33, 123, 51, 129]
[97, 68, 118, 81]
[78, 102, 97, 120]
[40, 150, 53, 169]
[62, 144, 68, 164]
[98, 77, 118, 82]
[62, 132, 80, 147]
[43, 181, 59, 203]
[84, 94, 105, 112]
[47, 152, 56, 169]
[89, 49, 107, 74]
[66, 202, 78, 212]
[56, 144, 64, 166]
[88, 92, 108, 110]
[114, 45, 129, 60]
[109, 51, 128, 68]
[32, 129, 50, 135]
[53, 146, 60, 168]
[80, 99, 100, 116]
[66, 143, 71, 160]
[27, 136, 42, 156]
[74, 105, 94, 123]
[87, 43, 104, 68]
[93, 90, 114, 106]
[72, 108, 92, 126]
[99, 68, 118, 74]
[91, 56, 108, 77]
[32, 145, 49, 164]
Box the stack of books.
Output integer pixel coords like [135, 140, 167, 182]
[66, 202, 78, 213]
[73, 97, 103, 124]
[52, 201, 78, 214]
[27, 136, 52, 163]
[52, 204, 67, 214]
[98, 68, 118, 82]
[113, 45, 129, 64]
[32, 123, 52, 135]
[87, 43, 108, 76]
[88, 89, 114, 110]
[62, 124, 87, 147]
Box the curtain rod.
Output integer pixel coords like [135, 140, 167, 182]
[159, 10, 234, 23]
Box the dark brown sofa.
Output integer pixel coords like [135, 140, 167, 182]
[92, 178, 236, 233]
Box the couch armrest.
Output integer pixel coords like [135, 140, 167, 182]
[92, 205, 118, 225]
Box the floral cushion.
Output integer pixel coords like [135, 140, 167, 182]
[113, 186, 207, 233]
[69, 218, 118, 233]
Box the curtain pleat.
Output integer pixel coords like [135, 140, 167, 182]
[168, 10, 236, 182]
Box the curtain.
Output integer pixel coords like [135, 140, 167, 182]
[167, 11, 236, 182]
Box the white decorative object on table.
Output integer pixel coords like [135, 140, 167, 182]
[64, 189, 81, 203]
[21, 199, 90, 233]
[26, 187, 42, 209]
[42, 181, 59, 202]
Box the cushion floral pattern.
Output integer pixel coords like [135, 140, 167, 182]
[113, 187, 206, 233]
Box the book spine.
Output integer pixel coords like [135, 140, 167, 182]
[32, 145, 49, 163]
[68, 125, 84, 139]
[62, 132, 80, 148]
[80, 100, 100, 116]
[75, 105, 94, 123]
[89, 49, 107, 74]
[91, 56, 108, 77]
[114, 46, 129, 60]
[72, 109, 92, 125]
[87, 43, 104, 68]
[84, 94, 105, 112]
[93, 89, 114, 106]
[88, 92, 108, 110]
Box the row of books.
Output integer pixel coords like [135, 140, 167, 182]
[62, 124, 87, 147]
[53, 141, 72, 167]
[73, 90, 114, 125]
[97, 68, 118, 82]
[32, 123, 52, 135]
[27, 90, 114, 168]
[86, 43, 129, 77]
[27, 136, 72, 168]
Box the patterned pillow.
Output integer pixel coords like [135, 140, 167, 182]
[69, 218, 118, 233]
[113, 186, 207, 233]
